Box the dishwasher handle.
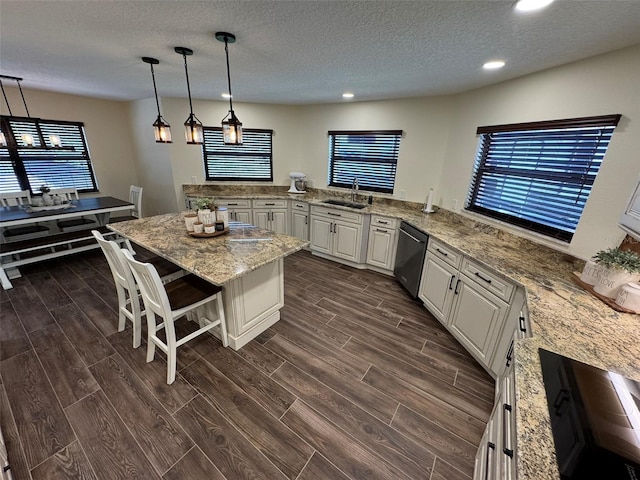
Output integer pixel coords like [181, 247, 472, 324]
[399, 228, 425, 244]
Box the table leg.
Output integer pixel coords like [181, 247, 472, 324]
[0, 266, 13, 290]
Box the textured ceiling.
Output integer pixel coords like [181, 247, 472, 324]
[1, 1, 639, 104]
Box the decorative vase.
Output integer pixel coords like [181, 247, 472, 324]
[42, 193, 54, 206]
[184, 213, 198, 232]
[579, 260, 605, 285]
[593, 267, 640, 299]
[615, 282, 640, 312]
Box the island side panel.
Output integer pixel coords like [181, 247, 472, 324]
[223, 258, 284, 350]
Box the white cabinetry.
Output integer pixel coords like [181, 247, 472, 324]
[449, 276, 508, 367]
[619, 176, 640, 240]
[291, 201, 309, 241]
[217, 199, 253, 224]
[419, 238, 520, 376]
[310, 205, 369, 265]
[366, 215, 398, 273]
[475, 331, 518, 480]
[418, 239, 462, 324]
[252, 199, 289, 235]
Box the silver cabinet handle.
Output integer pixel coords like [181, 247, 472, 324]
[484, 442, 495, 480]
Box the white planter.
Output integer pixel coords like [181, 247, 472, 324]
[197, 208, 212, 224]
[615, 282, 640, 312]
[593, 267, 640, 299]
[580, 260, 605, 285]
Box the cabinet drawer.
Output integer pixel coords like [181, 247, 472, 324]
[310, 205, 363, 224]
[371, 215, 398, 229]
[461, 258, 515, 302]
[217, 198, 251, 208]
[291, 201, 309, 211]
[427, 238, 462, 268]
[253, 199, 288, 208]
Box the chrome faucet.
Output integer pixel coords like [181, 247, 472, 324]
[351, 177, 359, 202]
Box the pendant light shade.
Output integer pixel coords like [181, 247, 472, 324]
[142, 57, 172, 144]
[175, 47, 203, 145]
[216, 32, 242, 145]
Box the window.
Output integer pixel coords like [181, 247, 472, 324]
[466, 114, 621, 242]
[203, 127, 273, 181]
[328, 130, 402, 194]
[0, 116, 98, 194]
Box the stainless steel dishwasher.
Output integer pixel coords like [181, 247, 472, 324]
[394, 221, 429, 298]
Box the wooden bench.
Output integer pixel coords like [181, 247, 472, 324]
[0, 226, 131, 289]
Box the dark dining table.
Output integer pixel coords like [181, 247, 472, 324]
[0, 196, 134, 228]
[0, 196, 134, 289]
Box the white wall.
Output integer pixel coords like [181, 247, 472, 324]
[296, 96, 455, 203]
[439, 45, 640, 259]
[0, 87, 138, 202]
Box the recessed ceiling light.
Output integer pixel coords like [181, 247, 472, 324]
[342, 92, 354, 99]
[514, 0, 554, 12]
[483, 60, 506, 70]
[221, 93, 232, 99]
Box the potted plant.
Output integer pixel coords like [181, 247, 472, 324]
[591, 247, 640, 298]
[194, 197, 217, 224]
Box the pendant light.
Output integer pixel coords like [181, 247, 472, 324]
[175, 47, 203, 145]
[142, 57, 172, 143]
[215, 32, 243, 145]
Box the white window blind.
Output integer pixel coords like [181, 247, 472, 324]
[0, 116, 97, 193]
[466, 115, 621, 242]
[203, 127, 273, 181]
[328, 130, 402, 194]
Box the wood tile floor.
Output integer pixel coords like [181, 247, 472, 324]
[0, 247, 494, 480]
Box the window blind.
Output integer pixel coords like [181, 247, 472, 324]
[328, 130, 401, 194]
[467, 115, 621, 242]
[203, 127, 273, 181]
[0, 116, 97, 193]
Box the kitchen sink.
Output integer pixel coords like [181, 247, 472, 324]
[322, 199, 368, 209]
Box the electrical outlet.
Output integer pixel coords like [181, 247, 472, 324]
[452, 199, 458, 211]
[400, 189, 406, 199]
[191, 176, 197, 184]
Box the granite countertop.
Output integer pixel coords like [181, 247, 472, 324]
[183, 184, 640, 479]
[108, 213, 308, 286]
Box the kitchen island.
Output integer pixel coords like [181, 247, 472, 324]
[108, 213, 308, 349]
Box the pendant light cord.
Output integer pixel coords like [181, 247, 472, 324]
[224, 37, 234, 113]
[0, 79, 12, 116]
[149, 63, 162, 117]
[16, 79, 30, 117]
[181, 53, 195, 117]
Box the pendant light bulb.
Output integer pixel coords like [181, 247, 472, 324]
[216, 32, 243, 145]
[142, 57, 172, 144]
[175, 47, 203, 145]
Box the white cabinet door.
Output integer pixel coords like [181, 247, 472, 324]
[229, 208, 252, 224]
[310, 216, 332, 254]
[449, 276, 508, 368]
[333, 222, 361, 262]
[418, 253, 457, 325]
[619, 177, 640, 240]
[292, 211, 309, 240]
[253, 209, 270, 230]
[366, 226, 396, 270]
[271, 210, 289, 235]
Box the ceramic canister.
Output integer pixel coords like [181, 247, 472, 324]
[593, 267, 640, 299]
[184, 213, 198, 232]
[216, 207, 229, 228]
[204, 224, 216, 234]
[193, 222, 204, 234]
[580, 260, 605, 285]
[615, 282, 640, 312]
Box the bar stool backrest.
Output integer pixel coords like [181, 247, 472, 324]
[121, 249, 172, 319]
[130, 185, 143, 218]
